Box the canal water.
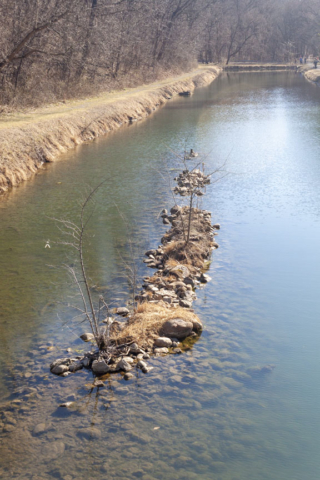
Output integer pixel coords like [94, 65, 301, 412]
[0, 71, 320, 480]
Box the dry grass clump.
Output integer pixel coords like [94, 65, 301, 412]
[163, 239, 212, 270]
[110, 302, 200, 348]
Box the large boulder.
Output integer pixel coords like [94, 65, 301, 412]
[160, 318, 193, 340]
[92, 360, 110, 375]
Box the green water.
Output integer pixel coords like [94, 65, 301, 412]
[0, 72, 320, 480]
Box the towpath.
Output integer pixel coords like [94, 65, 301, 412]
[0, 65, 213, 131]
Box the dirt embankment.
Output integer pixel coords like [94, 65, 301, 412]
[0, 66, 221, 195]
[303, 68, 320, 85]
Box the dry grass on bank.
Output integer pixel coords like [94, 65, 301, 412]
[111, 302, 201, 348]
[304, 68, 320, 83]
[0, 66, 221, 195]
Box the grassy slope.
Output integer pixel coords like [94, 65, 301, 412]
[0, 65, 221, 194]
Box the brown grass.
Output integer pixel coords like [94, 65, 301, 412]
[111, 302, 200, 348]
[304, 69, 320, 84]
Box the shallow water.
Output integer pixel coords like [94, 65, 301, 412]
[1, 72, 320, 480]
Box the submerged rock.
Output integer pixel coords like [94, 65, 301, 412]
[80, 333, 94, 342]
[59, 402, 76, 408]
[33, 423, 49, 436]
[51, 364, 69, 375]
[77, 427, 102, 440]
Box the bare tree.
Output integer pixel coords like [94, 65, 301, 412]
[50, 181, 110, 350]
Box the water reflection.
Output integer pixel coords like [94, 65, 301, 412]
[1, 72, 320, 479]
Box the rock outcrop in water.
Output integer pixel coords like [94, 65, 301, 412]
[50, 163, 220, 378]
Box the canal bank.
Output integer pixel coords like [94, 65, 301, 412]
[0, 66, 221, 195]
[303, 68, 320, 84]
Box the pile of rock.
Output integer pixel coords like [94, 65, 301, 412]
[135, 204, 219, 308]
[50, 164, 220, 380]
[173, 168, 211, 196]
[50, 329, 188, 379]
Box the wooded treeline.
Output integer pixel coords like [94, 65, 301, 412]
[0, 0, 319, 107]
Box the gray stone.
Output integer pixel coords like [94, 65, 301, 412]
[122, 356, 134, 364]
[130, 343, 144, 354]
[154, 347, 169, 354]
[80, 333, 94, 342]
[200, 273, 211, 283]
[59, 402, 76, 408]
[50, 358, 71, 369]
[116, 359, 132, 372]
[69, 362, 83, 373]
[190, 318, 203, 332]
[42, 441, 65, 460]
[77, 427, 102, 440]
[124, 372, 134, 381]
[163, 296, 172, 304]
[93, 380, 105, 388]
[213, 224, 221, 229]
[92, 360, 110, 375]
[33, 423, 49, 435]
[154, 337, 172, 348]
[81, 357, 91, 368]
[51, 364, 69, 375]
[179, 299, 193, 308]
[142, 366, 154, 374]
[145, 250, 157, 257]
[183, 277, 195, 287]
[161, 318, 193, 340]
[102, 317, 114, 325]
[137, 360, 148, 370]
[116, 307, 129, 316]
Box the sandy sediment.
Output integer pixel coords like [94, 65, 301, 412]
[0, 66, 221, 195]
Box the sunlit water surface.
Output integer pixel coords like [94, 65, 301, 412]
[0, 72, 320, 480]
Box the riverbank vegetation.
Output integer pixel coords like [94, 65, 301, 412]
[1, 0, 320, 110]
